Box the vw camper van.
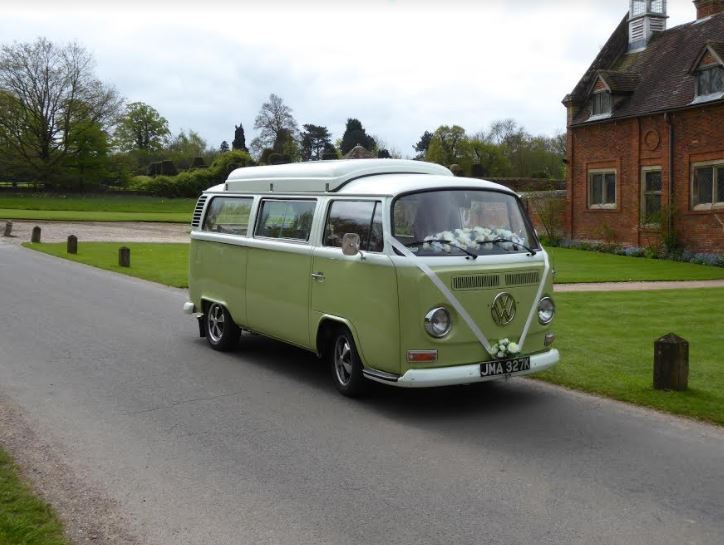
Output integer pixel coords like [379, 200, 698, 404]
[184, 159, 559, 396]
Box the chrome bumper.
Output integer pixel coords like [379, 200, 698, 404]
[366, 349, 560, 389]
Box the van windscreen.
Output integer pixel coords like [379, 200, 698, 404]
[392, 190, 537, 256]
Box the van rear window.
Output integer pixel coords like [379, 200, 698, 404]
[255, 199, 316, 241]
[203, 197, 253, 235]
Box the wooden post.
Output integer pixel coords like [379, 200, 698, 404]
[67, 235, 78, 254]
[31, 226, 41, 243]
[654, 333, 689, 391]
[3, 221, 12, 237]
[118, 246, 131, 267]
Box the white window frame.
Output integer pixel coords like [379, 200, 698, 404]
[691, 160, 724, 211]
[640, 166, 662, 227]
[696, 65, 724, 98]
[588, 169, 617, 209]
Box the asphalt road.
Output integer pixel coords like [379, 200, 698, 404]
[0, 242, 722, 545]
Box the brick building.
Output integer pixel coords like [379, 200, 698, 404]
[563, 0, 724, 252]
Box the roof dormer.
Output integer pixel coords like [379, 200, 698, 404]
[587, 71, 640, 120]
[690, 42, 724, 103]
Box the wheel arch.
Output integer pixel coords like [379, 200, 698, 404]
[315, 315, 366, 366]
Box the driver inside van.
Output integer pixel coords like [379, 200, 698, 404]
[412, 192, 463, 241]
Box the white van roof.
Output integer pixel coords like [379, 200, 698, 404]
[224, 159, 452, 193]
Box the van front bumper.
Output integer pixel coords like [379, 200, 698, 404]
[365, 349, 560, 388]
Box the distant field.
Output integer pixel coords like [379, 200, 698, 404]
[0, 193, 195, 222]
[548, 247, 724, 283]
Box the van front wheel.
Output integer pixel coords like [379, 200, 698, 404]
[205, 302, 240, 351]
[330, 328, 366, 397]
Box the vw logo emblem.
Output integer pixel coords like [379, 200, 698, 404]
[491, 292, 516, 326]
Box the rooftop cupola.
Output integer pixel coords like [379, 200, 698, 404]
[629, 0, 668, 51]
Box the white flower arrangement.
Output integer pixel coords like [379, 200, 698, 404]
[421, 227, 525, 254]
[491, 338, 521, 359]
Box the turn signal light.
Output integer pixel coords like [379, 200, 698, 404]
[407, 350, 438, 363]
[545, 333, 556, 346]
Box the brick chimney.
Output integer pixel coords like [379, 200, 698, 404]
[694, 0, 724, 18]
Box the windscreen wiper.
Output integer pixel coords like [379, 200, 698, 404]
[405, 239, 478, 260]
[478, 238, 537, 256]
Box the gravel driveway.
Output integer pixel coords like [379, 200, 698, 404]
[1, 220, 190, 245]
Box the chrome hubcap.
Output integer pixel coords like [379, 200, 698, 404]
[334, 336, 353, 385]
[208, 304, 225, 343]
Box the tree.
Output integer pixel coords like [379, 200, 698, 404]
[250, 93, 298, 156]
[413, 130, 433, 159]
[425, 125, 467, 166]
[340, 118, 376, 155]
[219, 140, 230, 153]
[232, 123, 247, 151]
[300, 124, 332, 161]
[0, 38, 121, 186]
[114, 102, 170, 153]
[166, 130, 208, 170]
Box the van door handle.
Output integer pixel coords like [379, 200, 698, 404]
[311, 272, 325, 281]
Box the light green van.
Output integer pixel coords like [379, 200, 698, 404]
[184, 159, 559, 396]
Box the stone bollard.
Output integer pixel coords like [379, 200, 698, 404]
[67, 235, 78, 254]
[3, 221, 12, 237]
[118, 246, 131, 267]
[31, 226, 41, 243]
[654, 333, 689, 391]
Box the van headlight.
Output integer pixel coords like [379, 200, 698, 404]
[424, 307, 452, 338]
[538, 297, 555, 325]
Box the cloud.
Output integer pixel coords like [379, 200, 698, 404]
[1, 0, 699, 154]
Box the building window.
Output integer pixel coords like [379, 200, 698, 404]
[692, 163, 724, 209]
[591, 91, 612, 116]
[697, 66, 724, 97]
[641, 168, 662, 226]
[588, 170, 617, 209]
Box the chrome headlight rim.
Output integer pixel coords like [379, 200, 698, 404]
[538, 296, 555, 325]
[424, 307, 452, 338]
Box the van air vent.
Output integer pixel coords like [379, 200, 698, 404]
[505, 271, 540, 286]
[452, 274, 500, 291]
[191, 195, 209, 228]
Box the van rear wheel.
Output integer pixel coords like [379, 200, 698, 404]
[205, 302, 240, 351]
[330, 327, 367, 397]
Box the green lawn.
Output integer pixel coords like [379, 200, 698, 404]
[538, 289, 724, 425]
[548, 247, 724, 283]
[25, 242, 189, 288]
[0, 449, 70, 545]
[0, 194, 195, 223]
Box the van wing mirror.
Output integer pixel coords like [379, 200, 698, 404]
[342, 233, 361, 256]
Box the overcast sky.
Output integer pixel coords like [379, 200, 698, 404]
[1, 0, 699, 156]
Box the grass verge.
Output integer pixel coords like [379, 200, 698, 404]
[0, 193, 195, 223]
[0, 449, 70, 545]
[548, 247, 724, 283]
[537, 289, 724, 426]
[25, 242, 189, 288]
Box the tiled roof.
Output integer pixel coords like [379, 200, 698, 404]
[566, 12, 724, 126]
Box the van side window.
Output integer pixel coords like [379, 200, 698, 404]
[203, 197, 253, 235]
[324, 200, 384, 252]
[255, 199, 316, 241]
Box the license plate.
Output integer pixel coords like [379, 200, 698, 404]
[480, 357, 531, 377]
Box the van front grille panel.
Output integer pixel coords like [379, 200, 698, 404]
[191, 195, 208, 228]
[505, 271, 540, 286]
[452, 274, 500, 290]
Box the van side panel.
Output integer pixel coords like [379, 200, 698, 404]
[245, 243, 314, 349]
[189, 238, 249, 324]
[310, 249, 399, 374]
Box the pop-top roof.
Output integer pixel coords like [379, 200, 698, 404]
[224, 159, 452, 193]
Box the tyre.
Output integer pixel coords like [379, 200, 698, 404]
[205, 302, 240, 351]
[329, 327, 367, 397]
